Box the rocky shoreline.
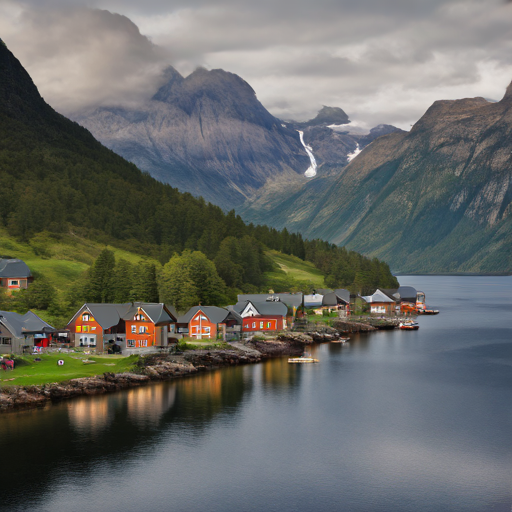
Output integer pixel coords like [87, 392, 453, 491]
[0, 333, 323, 412]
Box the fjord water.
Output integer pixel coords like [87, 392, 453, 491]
[2, 276, 512, 512]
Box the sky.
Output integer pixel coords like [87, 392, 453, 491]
[2, 0, 512, 129]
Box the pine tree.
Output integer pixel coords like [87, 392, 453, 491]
[87, 249, 116, 302]
[131, 261, 159, 302]
[113, 259, 133, 303]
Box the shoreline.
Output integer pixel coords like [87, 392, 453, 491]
[0, 333, 334, 412]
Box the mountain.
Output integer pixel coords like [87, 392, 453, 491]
[0, 38, 398, 297]
[72, 66, 310, 209]
[245, 87, 512, 273]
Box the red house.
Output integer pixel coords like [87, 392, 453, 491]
[233, 300, 288, 333]
[0, 259, 33, 291]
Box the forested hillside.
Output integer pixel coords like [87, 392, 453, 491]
[0, 37, 398, 322]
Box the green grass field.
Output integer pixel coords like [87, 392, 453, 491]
[265, 250, 325, 290]
[0, 228, 157, 293]
[0, 353, 138, 387]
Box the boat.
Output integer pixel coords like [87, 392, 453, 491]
[288, 354, 319, 363]
[421, 309, 439, 315]
[331, 337, 350, 343]
[399, 321, 419, 330]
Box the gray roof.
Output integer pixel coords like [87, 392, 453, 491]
[233, 300, 288, 317]
[361, 289, 396, 304]
[334, 289, 351, 303]
[177, 306, 233, 325]
[0, 259, 32, 279]
[237, 293, 303, 309]
[0, 310, 53, 338]
[70, 303, 176, 330]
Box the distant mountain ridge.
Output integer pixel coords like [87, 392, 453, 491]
[244, 85, 512, 273]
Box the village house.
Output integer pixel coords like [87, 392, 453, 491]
[0, 259, 33, 291]
[232, 300, 288, 334]
[361, 289, 398, 315]
[67, 303, 177, 354]
[176, 306, 242, 341]
[304, 289, 351, 315]
[381, 286, 426, 313]
[0, 310, 55, 354]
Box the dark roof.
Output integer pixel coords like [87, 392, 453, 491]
[397, 286, 417, 302]
[334, 289, 351, 303]
[0, 259, 31, 279]
[69, 303, 176, 330]
[233, 300, 288, 317]
[0, 310, 54, 337]
[131, 303, 177, 325]
[237, 293, 303, 309]
[316, 289, 333, 296]
[177, 306, 232, 325]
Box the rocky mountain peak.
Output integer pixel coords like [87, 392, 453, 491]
[152, 66, 184, 102]
[500, 80, 512, 103]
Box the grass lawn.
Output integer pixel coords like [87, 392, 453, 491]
[0, 353, 139, 387]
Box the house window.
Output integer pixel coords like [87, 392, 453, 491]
[82, 313, 90, 322]
[252, 322, 256, 329]
[82, 325, 89, 333]
[140, 339, 148, 347]
[0, 337, 11, 345]
[9, 280, 19, 286]
[260, 322, 264, 329]
[131, 325, 136, 333]
[139, 326, 147, 334]
[203, 327, 211, 335]
[134, 314, 146, 321]
[127, 339, 136, 348]
[267, 322, 271, 329]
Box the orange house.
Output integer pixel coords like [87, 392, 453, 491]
[177, 306, 241, 340]
[67, 302, 177, 353]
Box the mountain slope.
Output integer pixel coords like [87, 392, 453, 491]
[73, 67, 310, 208]
[253, 88, 512, 273]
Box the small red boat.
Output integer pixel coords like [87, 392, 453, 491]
[399, 321, 419, 330]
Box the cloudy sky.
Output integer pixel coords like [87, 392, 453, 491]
[2, 0, 512, 128]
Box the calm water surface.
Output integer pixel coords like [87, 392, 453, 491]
[1, 276, 512, 512]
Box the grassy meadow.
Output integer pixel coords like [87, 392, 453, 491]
[0, 353, 138, 387]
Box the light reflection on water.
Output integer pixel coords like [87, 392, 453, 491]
[1, 276, 511, 512]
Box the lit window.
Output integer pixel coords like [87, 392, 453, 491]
[267, 322, 271, 329]
[131, 325, 136, 333]
[82, 325, 89, 333]
[82, 313, 90, 322]
[260, 322, 264, 329]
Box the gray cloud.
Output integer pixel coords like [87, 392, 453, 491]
[2, 0, 512, 128]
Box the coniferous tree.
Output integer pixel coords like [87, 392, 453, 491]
[87, 249, 116, 302]
[131, 261, 159, 302]
[113, 259, 134, 303]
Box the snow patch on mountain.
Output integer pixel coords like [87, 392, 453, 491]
[347, 143, 361, 162]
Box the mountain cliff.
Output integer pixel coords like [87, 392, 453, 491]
[244, 87, 512, 273]
[73, 67, 310, 208]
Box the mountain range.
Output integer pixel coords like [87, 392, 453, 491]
[243, 88, 512, 273]
[73, 69, 401, 210]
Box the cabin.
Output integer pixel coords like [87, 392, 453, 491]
[232, 300, 288, 334]
[67, 303, 177, 353]
[176, 306, 242, 341]
[361, 289, 398, 315]
[0, 310, 55, 354]
[0, 259, 33, 291]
